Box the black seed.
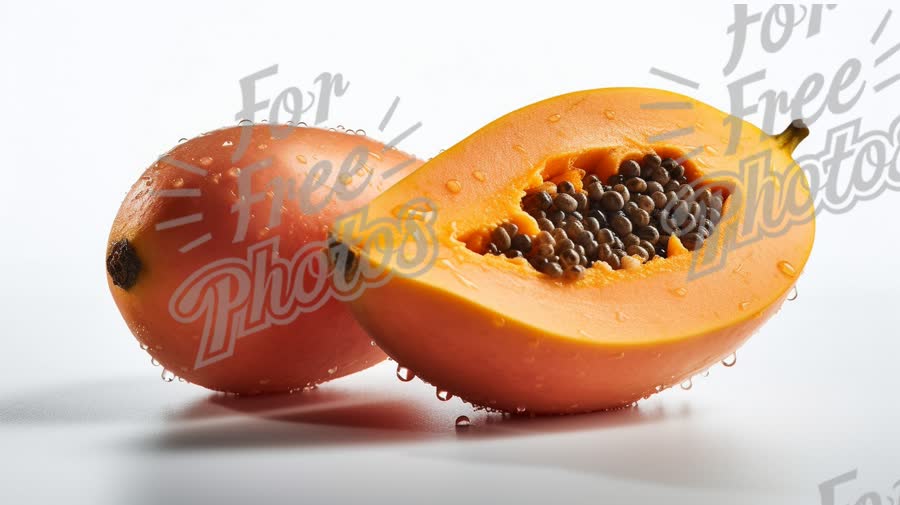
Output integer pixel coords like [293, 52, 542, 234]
[710, 194, 724, 212]
[551, 228, 568, 243]
[708, 208, 721, 224]
[636, 194, 655, 213]
[486, 242, 499, 255]
[696, 188, 712, 206]
[640, 240, 656, 258]
[557, 180, 576, 195]
[630, 209, 650, 227]
[564, 264, 585, 281]
[619, 159, 642, 179]
[554, 193, 578, 213]
[613, 183, 630, 203]
[636, 226, 660, 244]
[605, 254, 621, 270]
[626, 245, 650, 261]
[559, 248, 580, 268]
[528, 208, 546, 219]
[548, 209, 565, 226]
[557, 238, 575, 251]
[623, 233, 641, 248]
[596, 228, 615, 244]
[564, 220, 584, 238]
[625, 177, 647, 194]
[575, 230, 594, 248]
[698, 226, 711, 239]
[536, 243, 554, 258]
[583, 174, 600, 187]
[681, 232, 704, 251]
[584, 216, 601, 235]
[501, 222, 518, 237]
[491, 227, 511, 251]
[611, 212, 632, 236]
[542, 262, 564, 278]
[669, 163, 685, 179]
[651, 166, 670, 185]
[534, 191, 553, 210]
[505, 249, 523, 259]
[537, 217, 555, 231]
[568, 211, 583, 221]
[531, 257, 549, 270]
[624, 201, 640, 217]
[535, 230, 555, 246]
[651, 191, 668, 209]
[587, 209, 608, 228]
[599, 191, 625, 212]
[676, 184, 694, 199]
[661, 158, 678, 170]
[608, 174, 625, 186]
[573, 192, 588, 212]
[597, 243, 612, 260]
[586, 181, 605, 201]
[645, 181, 664, 195]
[643, 153, 662, 170]
[511, 234, 532, 253]
[664, 180, 680, 192]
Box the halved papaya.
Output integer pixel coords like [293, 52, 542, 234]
[332, 88, 815, 415]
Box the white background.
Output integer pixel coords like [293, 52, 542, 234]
[1, 1, 898, 504]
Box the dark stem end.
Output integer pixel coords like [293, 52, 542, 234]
[106, 239, 142, 290]
[775, 119, 810, 154]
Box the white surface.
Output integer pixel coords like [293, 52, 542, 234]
[1, 1, 898, 504]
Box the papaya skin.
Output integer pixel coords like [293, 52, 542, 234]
[107, 125, 421, 394]
[334, 88, 815, 414]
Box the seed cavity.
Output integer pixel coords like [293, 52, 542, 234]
[478, 153, 727, 280]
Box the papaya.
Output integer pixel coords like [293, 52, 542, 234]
[331, 88, 815, 415]
[106, 125, 421, 394]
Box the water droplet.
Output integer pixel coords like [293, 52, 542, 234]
[150, 357, 159, 367]
[702, 370, 710, 377]
[161, 369, 175, 382]
[436, 389, 453, 401]
[356, 129, 366, 136]
[515, 406, 526, 414]
[512, 144, 527, 154]
[227, 167, 241, 178]
[178, 137, 188, 143]
[455, 415, 471, 428]
[258, 379, 271, 385]
[672, 287, 688, 297]
[139, 343, 149, 351]
[396, 365, 415, 382]
[704, 145, 719, 155]
[210, 172, 222, 184]
[445, 179, 462, 193]
[297, 122, 308, 128]
[472, 170, 486, 182]
[257, 143, 268, 150]
[222, 140, 234, 147]
[788, 285, 798, 301]
[615, 311, 626, 322]
[327, 366, 337, 375]
[336, 125, 345, 131]
[722, 352, 737, 367]
[238, 119, 253, 126]
[199, 156, 214, 167]
[604, 109, 616, 120]
[172, 177, 184, 188]
[739, 301, 751, 310]
[680, 378, 693, 390]
[777, 260, 797, 277]
[370, 340, 376, 346]
[547, 113, 561, 123]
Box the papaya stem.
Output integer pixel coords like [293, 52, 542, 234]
[107, 239, 142, 289]
[774, 119, 809, 154]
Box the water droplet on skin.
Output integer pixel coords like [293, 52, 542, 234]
[228, 167, 241, 178]
[604, 109, 616, 120]
[739, 301, 751, 310]
[172, 177, 184, 188]
[445, 179, 462, 193]
[336, 125, 345, 131]
[515, 406, 527, 414]
[199, 156, 214, 167]
[436, 389, 453, 401]
[492, 316, 506, 327]
[222, 140, 234, 147]
[547, 113, 561, 123]
[178, 138, 188, 143]
[369, 151, 383, 161]
[722, 352, 737, 367]
[777, 260, 797, 277]
[161, 369, 175, 382]
[327, 367, 337, 375]
[370, 340, 376, 346]
[615, 311, 626, 322]
[788, 285, 798, 301]
[150, 357, 159, 367]
[257, 143, 268, 150]
[238, 119, 253, 126]
[704, 145, 719, 155]
[396, 365, 415, 382]
[298, 122, 308, 128]
[680, 378, 693, 390]
[210, 173, 222, 184]
[512, 144, 527, 154]
[472, 170, 486, 182]
[455, 415, 471, 428]
[258, 379, 271, 385]
[140, 343, 149, 350]
[673, 287, 688, 297]
[702, 370, 710, 377]
[356, 129, 366, 136]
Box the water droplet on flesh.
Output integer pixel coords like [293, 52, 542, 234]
[199, 156, 214, 166]
[722, 352, 737, 367]
[396, 365, 415, 382]
[472, 170, 486, 182]
[455, 415, 471, 428]
[222, 140, 233, 147]
[445, 179, 462, 193]
[673, 287, 688, 297]
[788, 285, 798, 301]
[547, 113, 561, 123]
[680, 378, 693, 390]
[436, 389, 453, 401]
[777, 260, 797, 277]
[161, 369, 175, 382]
[327, 367, 337, 375]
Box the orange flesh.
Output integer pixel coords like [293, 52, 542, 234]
[336, 88, 815, 414]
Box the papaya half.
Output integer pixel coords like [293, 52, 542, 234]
[331, 88, 815, 415]
[106, 125, 421, 394]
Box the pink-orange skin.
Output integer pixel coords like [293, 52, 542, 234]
[107, 125, 421, 394]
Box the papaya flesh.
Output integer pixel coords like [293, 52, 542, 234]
[333, 88, 815, 415]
